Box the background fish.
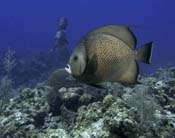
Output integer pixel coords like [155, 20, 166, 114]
[65, 25, 153, 85]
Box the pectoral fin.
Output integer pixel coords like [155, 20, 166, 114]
[89, 83, 107, 89]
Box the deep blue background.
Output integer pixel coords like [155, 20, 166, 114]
[0, 0, 175, 71]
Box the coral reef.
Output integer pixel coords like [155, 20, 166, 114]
[0, 66, 175, 138]
[0, 48, 16, 116]
[0, 50, 62, 90]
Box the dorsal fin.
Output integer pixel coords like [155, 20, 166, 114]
[88, 25, 137, 49]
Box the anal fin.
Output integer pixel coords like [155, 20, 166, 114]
[110, 60, 139, 84]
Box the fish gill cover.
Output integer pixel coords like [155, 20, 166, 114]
[0, 0, 175, 138]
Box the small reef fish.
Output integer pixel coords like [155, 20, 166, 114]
[65, 25, 153, 85]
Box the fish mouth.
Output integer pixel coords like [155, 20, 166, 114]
[65, 64, 72, 74]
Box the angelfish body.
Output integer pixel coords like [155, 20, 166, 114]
[65, 25, 153, 85]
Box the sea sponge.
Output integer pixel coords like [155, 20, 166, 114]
[47, 69, 71, 91]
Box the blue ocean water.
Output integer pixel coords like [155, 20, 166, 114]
[0, 0, 175, 71]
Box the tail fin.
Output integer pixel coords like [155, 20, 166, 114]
[137, 42, 153, 64]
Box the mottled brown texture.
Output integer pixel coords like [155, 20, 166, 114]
[85, 33, 136, 82]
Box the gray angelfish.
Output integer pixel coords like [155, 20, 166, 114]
[65, 25, 153, 85]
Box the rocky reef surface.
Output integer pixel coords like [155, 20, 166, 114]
[0, 66, 175, 138]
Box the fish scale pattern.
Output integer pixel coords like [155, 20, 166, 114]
[86, 33, 135, 81]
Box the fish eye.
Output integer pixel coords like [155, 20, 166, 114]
[73, 55, 78, 61]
